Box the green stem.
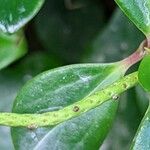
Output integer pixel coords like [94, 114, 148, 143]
[0, 72, 138, 127]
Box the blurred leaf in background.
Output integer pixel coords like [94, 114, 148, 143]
[82, 9, 144, 63]
[12, 61, 124, 150]
[0, 31, 27, 70]
[34, 0, 105, 63]
[135, 85, 149, 116]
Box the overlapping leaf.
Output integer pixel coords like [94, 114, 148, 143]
[82, 9, 144, 62]
[35, 0, 105, 63]
[12, 62, 125, 150]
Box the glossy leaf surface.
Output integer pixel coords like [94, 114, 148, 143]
[0, 0, 44, 33]
[131, 105, 150, 149]
[115, 0, 150, 36]
[0, 31, 27, 70]
[138, 55, 150, 91]
[12, 62, 124, 150]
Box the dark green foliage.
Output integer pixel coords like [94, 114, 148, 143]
[0, 1, 150, 150]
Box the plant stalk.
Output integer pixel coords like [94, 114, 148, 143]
[122, 40, 146, 70]
[0, 72, 138, 127]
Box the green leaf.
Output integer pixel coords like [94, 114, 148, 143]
[12, 62, 125, 150]
[115, 0, 150, 36]
[0, 31, 27, 70]
[0, 51, 61, 150]
[35, 0, 105, 63]
[0, 0, 45, 33]
[138, 55, 150, 91]
[130, 105, 150, 149]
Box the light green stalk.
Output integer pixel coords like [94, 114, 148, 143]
[0, 72, 138, 128]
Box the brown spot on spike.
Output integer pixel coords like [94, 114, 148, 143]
[123, 83, 127, 89]
[112, 94, 119, 100]
[73, 106, 80, 112]
[27, 124, 38, 130]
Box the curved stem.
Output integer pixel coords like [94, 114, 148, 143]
[121, 40, 146, 70]
[0, 72, 138, 127]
